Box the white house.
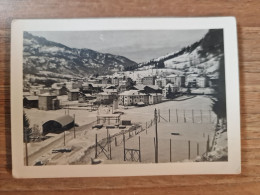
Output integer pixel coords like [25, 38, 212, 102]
[119, 90, 148, 106]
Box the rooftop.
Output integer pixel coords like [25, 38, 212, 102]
[119, 90, 146, 96]
[24, 96, 39, 101]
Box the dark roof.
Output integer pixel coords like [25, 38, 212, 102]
[55, 115, 74, 126]
[43, 115, 74, 127]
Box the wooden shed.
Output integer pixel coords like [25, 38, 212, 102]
[23, 96, 39, 108]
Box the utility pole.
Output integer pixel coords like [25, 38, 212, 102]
[63, 130, 66, 146]
[73, 114, 76, 139]
[154, 108, 158, 163]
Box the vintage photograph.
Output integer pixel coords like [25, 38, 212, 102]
[22, 28, 227, 166]
[11, 18, 240, 177]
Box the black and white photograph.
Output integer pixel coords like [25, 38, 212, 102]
[11, 18, 240, 177]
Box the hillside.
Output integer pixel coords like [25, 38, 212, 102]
[137, 29, 224, 77]
[23, 32, 138, 78]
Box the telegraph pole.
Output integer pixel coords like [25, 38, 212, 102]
[73, 114, 76, 139]
[154, 108, 158, 163]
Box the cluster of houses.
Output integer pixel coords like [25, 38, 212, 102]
[23, 72, 217, 110]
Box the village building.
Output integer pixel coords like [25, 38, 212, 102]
[42, 115, 74, 135]
[148, 93, 163, 105]
[196, 77, 208, 88]
[96, 92, 115, 105]
[39, 88, 54, 95]
[112, 77, 119, 85]
[23, 96, 39, 108]
[68, 89, 80, 101]
[155, 78, 167, 88]
[53, 86, 67, 96]
[166, 74, 185, 87]
[117, 84, 127, 93]
[103, 85, 118, 95]
[142, 76, 156, 85]
[29, 85, 45, 95]
[119, 90, 148, 106]
[38, 93, 59, 111]
[65, 81, 82, 90]
[207, 75, 218, 88]
[96, 76, 111, 85]
[163, 83, 179, 98]
[89, 84, 106, 94]
[185, 74, 199, 87]
[81, 82, 91, 93]
[136, 77, 143, 85]
[78, 93, 96, 103]
[132, 84, 162, 94]
[51, 83, 67, 95]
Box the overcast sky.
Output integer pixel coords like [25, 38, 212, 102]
[29, 30, 208, 63]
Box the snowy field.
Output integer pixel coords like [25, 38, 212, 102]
[25, 95, 218, 165]
[78, 95, 216, 164]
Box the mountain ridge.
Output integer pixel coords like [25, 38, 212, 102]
[23, 32, 138, 77]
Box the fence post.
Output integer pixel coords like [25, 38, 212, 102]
[123, 133, 126, 161]
[63, 130, 66, 146]
[207, 135, 210, 152]
[176, 109, 178, 123]
[73, 114, 76, 139]
[184, 110, 186, 123]
[188, 140, 191, 160]
[95, 134, 97, 158]
[146, 122, 147, 134]
[154, 137, 156, 162]
[169, 109, 171, 122]
[139, 136, 141, 162]
[170, 139, 172, 162]
[109, 134, 112, 160]
[115, 137, 117, 146]
[197, 143, 199, 156]
[154, 109, 158, 163]
[158, 109, 160, 123]
[107, 128, 109, 151]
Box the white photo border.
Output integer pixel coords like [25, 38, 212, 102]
[11, 17, 241, 178]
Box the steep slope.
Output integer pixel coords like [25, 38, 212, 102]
[137, 29, 224, 77]
[23, 32, 138, 78]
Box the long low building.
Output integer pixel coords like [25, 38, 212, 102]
[42, 115, 74, 135]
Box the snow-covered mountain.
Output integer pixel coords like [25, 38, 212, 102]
[137, 29, 224, 78]
[23, 32, 138, 78]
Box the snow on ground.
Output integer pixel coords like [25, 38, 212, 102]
[77, 96, 217, 164]
[122, 68, 184, 80]
[200, 125, 228, 162]
[25, 95, 220, 165]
